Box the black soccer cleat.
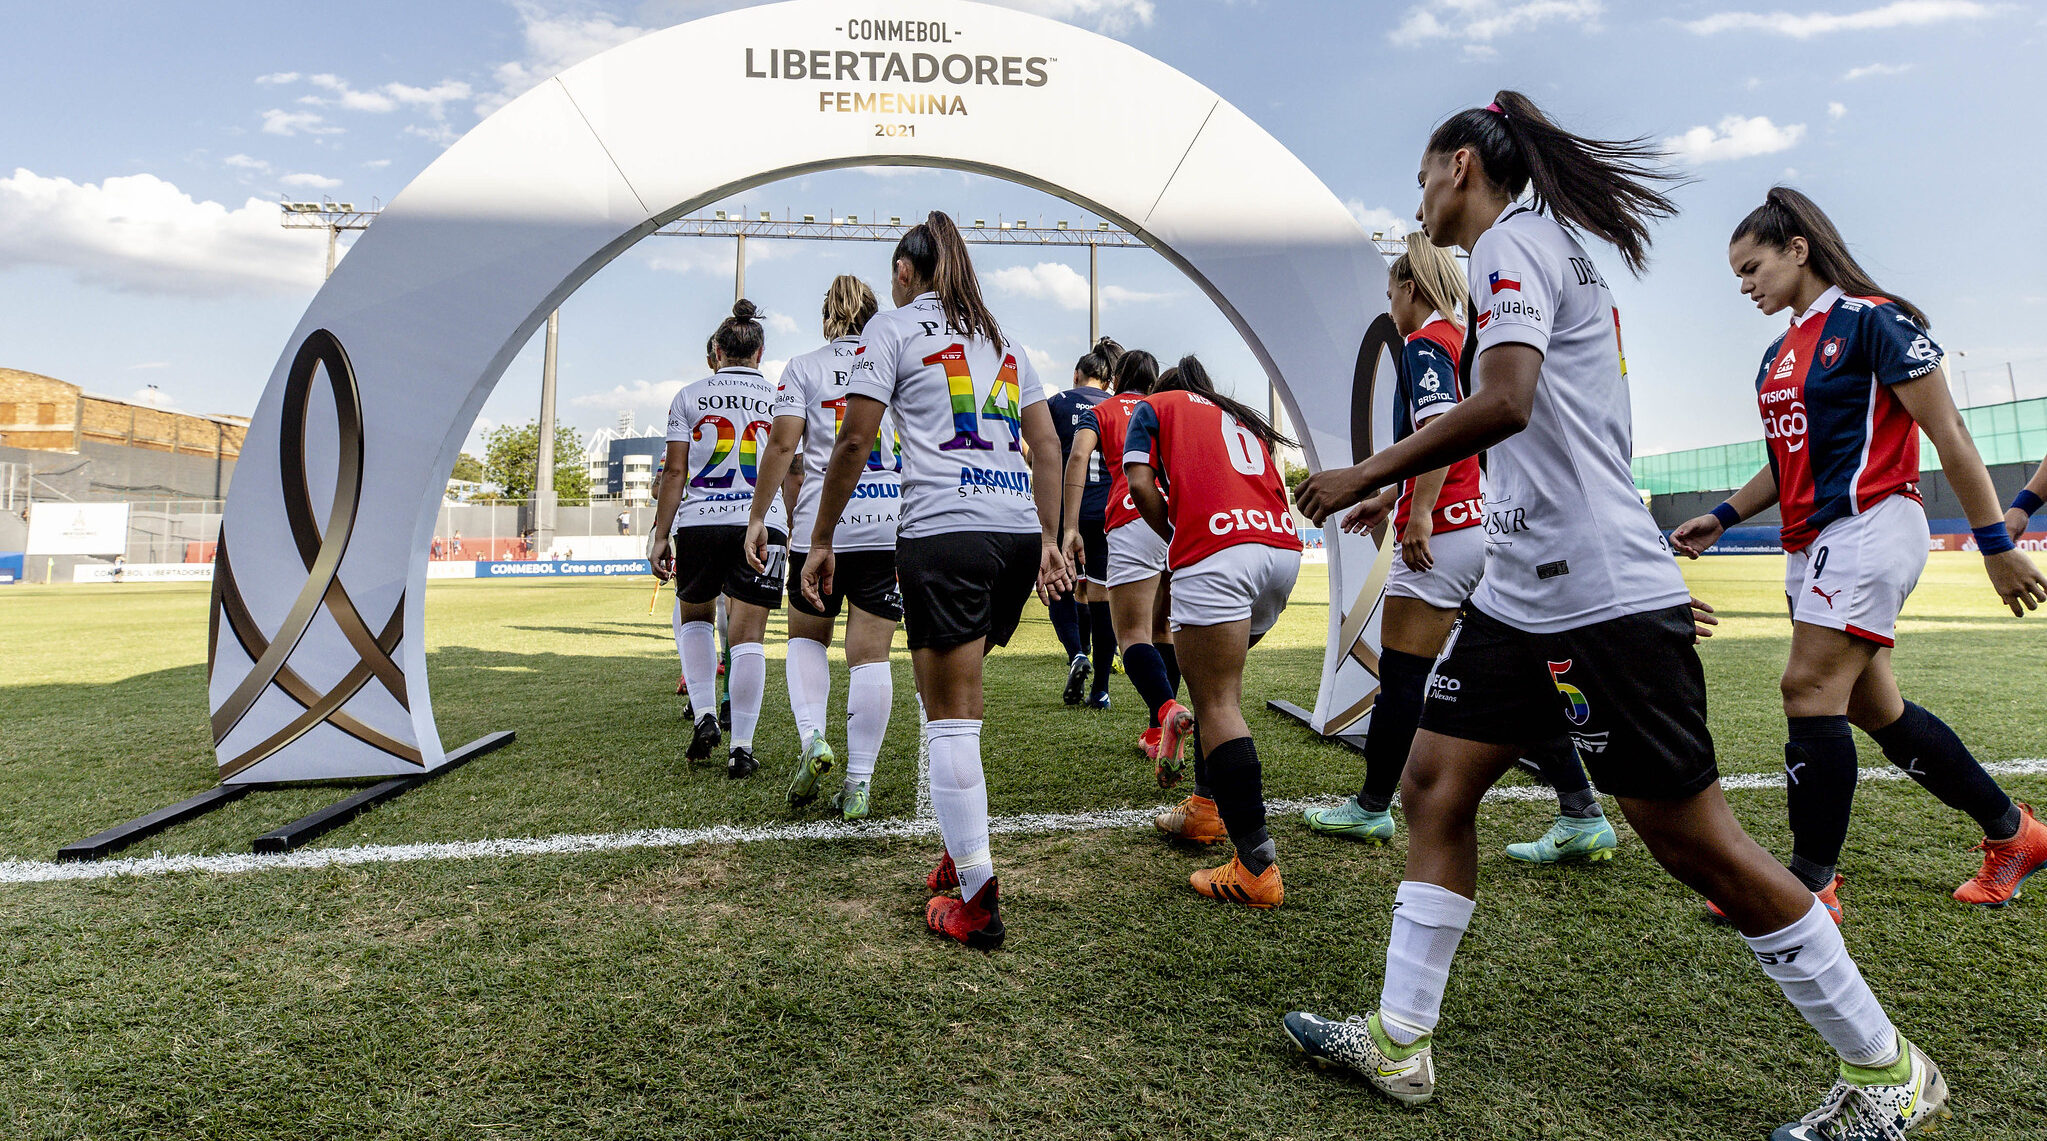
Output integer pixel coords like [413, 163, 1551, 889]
[1062, 652, 1093, 706]
[718, 697, 732, 731]
[727, 746, 759, 780]
[685, 713, 722, 763]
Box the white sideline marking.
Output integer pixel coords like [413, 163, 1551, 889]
[914, 698, 932, 819]
[5, 759, 2044, 887]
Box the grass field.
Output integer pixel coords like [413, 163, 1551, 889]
[2, 554, 2045, 1139]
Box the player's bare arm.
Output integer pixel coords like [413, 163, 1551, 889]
[647, 439, 692, 582]
[804, 394, 886, 607]
[1671, 463, 1780, 559]
[745, 414, 805, 571]
[1294, 343, 1541, 524]
[1023, 401, 1074, 600]
[1892, 368, 2047, 615]
[2007, 450, 2047, 541]
[1126, 460, 1168, 542]
[1060, 424, 1099, 574]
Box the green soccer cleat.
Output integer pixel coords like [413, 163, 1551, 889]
[831, 779, 871, 821]
[1771, 1037, 1949, 1140]
[1282, 1010, 1435, 1105]
[1506, 814, 1618, 864]
[1303, 797, 1397, 845]
[786, 731, 836, 808]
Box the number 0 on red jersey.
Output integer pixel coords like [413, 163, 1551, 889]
[1125, 390, 1301, 570]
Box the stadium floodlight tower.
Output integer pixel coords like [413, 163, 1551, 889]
[63, 0, 1405, 860]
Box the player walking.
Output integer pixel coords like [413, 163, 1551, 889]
[746, 275, 902, 820]
[1302, 235, 1615, 862]
[1672, 187, 2047, 913]
[1061, 351, 1185, 779]
[802, 211, 1071, 949]
[1047, 338, 1121, 708]
[1287, 94, 1949, 1140]
[649, 300, 792, 780]
[1126, 357, 1302, 904]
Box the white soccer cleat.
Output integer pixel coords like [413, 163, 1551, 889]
[1281, 1010, 1435, 1105]
[1771, 1037, 1950, 1140]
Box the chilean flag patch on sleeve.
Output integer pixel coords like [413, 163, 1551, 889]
[1489, 270, 1521, 294]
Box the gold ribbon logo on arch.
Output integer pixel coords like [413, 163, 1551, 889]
[208, 328, 419, 779]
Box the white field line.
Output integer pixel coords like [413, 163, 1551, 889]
[914, 698, 932, 819]
[4, 759, 2044, 888]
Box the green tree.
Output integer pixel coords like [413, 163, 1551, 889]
[483, 421, 590, 504]
[450, 452, 485, 484]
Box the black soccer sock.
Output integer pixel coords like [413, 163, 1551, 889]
[1191, 723, 1211, 800]
[1088, 601, 1115, 699]
[1868, 701, 2019, 840]
[1785, 715, 1859, 890]
[1157, 642, 1181, 703]
[1048, 594, 1086, 660]
[1124, 642, 1176, 727]
[1358, 648, 1433, 813]
[1206, 735, 1272, 874]
[1529, 736, 1603, 819]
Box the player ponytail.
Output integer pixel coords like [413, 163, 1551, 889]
[1427, 90, 1682, 276]
[893, 210, 1005, 350]
[1389, 232, 1468, 328]
[821, 275, 878, 340]
[1152, 355, 1295, 453]
[1731, 186, 1930, 329]
[713, 298, 765, 362]
[1075, 335, 1123, 383]
[1111, 348, 1158, 395]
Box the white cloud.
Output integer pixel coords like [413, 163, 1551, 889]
[1025, 346, 1059, 378]
[130, 385, 177, 409]
[478, 3, 651, 118]
[1685, 1, 1995, 38]
[363, 158, 392, 169]
[260, 108, 341, 136]
[307, 73, 398, 112]
[1392, 0, 1603, 46]
[1844, 61, 1914, 79]
[991, 0, 1156, 33]
[0, 168, 326, 296]
[223, 153, 272, 173]
[986, 261, 1171, 311]
[1663, 115, 1806, 163]
[256, 72, 300, 85]
[300, 73, 474, 115]
[571, 378, 683, 413]
[1828, 101, 1848, 119]
[280, 172, 342, 189]
[1344, 200, 1411, 238]
[762, 311, 800, 336]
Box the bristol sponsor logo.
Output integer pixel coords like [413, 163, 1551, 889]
[1906, 335, 1937, 363]
[1419, 366, 1442, 393]
[1206, 507, 1297, 538]
[1488, 270, 1521, 294]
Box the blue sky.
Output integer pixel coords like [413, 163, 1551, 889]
[3, 0, 2043, 461]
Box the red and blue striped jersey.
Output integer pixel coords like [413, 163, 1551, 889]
[1125, 390, 1301, 570]
[1079, 391, 1149, 531]
[1393, 318, 1484, 534]
[1755, 286, 1941, 552]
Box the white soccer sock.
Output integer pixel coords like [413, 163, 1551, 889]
[927, 718, 993, 898]
[1379, 880, 1477, 1045]
[728, 642, 767, 749]
[1744, 897, 1900, 1067]
[679, 620, 718, 716]
[786, 637, 832, 745]
[846, 661, 893, 781]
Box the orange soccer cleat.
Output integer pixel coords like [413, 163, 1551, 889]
[1154, 701, 1194, 788]
[1955, 803, 2047, 907]
[1156, 794, 1227, 844]
[926, 850, 959, 893]
[1190, 854, 1284, 909]
[926, 877, 1005, 949]
[1707, 873, 1842, 926]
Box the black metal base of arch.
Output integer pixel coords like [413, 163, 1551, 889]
[54, 731, 514, 862]
[251, 731, 514, 854]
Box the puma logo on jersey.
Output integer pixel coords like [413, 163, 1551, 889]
[1810, 585, 1841, 609]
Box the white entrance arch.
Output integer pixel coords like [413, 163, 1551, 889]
[209, 0, 1395, 783]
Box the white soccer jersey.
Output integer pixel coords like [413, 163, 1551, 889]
[846, 292, 1048, 539]
[665, 366, 788, 533]
[772, 335, 902, 552]
[1464, 204, 1689, 633]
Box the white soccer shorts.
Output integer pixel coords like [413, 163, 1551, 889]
[1105, 521, 1171, 588]
[1169, 542, 1302, 636]
[1384, 524, 1486, 610]
[1784, 493, 1930, 647]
